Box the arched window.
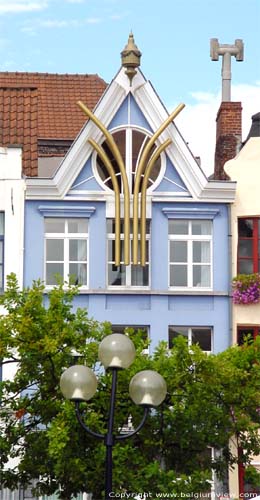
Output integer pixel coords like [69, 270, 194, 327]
[95, 127, 162, 194]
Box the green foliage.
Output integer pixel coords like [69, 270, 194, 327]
[2, 274, 260, 499]
[244, 465, 260, 488]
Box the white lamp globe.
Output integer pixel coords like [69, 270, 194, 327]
[129, 370, 167, 407]
[60, 365, 98, 401]
[98, 333, 136, 369]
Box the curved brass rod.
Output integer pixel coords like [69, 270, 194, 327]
[88, 139, 121, 267]
[140, 139, 172, 266]
[133, 103, 185, 265]
[78, 100, 130, 265]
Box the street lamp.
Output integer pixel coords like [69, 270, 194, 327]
[60, 333, 167, 500]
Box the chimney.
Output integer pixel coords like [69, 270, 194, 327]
[210, 38, 243, 179]
[214, 102, 242, 179]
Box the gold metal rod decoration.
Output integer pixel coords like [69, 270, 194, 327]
[140, 139, 172, 266]
[88, 139, 121, 267]
[132, 103, 185, 265]
[78, 101, 130, 265]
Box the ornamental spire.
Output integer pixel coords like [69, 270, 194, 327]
[121, 32, 142, 85]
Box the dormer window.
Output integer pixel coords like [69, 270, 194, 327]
[95, 128, 162, 194]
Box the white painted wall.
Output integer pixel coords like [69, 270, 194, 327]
[225, 137, 260, 497]
[0, 147, 25, 386]
[225, 137, 260, 338]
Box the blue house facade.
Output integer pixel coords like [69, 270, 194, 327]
[24, 37, 236, 354]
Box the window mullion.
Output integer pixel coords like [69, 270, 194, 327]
[188, 328, 192, 346]
[126, 128, 132, 194]
[188, 239, 193, 287]
[64, 236, 69, 282]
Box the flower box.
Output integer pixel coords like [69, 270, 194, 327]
[232, 273, 260, 305]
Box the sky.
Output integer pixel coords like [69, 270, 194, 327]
[1, 0, 260, 175]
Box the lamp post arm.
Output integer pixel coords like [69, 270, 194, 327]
[75, 401, 104, 440]
[115, 406, 149, 441]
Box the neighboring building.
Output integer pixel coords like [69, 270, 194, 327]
[0, 145, 25, 329]
[225, 112, 260, 498]
[0, 71, 107, 177]
[0, 64, 107, 401]
[0, 146, 25, 493]
[24, 35, 236, 357]
[0, 68, 106, 500]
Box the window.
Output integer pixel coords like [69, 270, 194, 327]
[169, 220, 212, 288]
[168, 326, 212, 353]
[111, 325, 149, 354]
[107, 219, 150, 287]
[44, 218, 88, 286]
[238, 218, 260, 274]
[239, 460, 260, 497]
[96, 128, 162, 194]
[0, 213, 4, 293]
[237, 326, 260, 345]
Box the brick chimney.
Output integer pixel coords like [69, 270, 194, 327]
[213, 101, 242, 179]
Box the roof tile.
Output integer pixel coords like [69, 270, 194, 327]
[0, 72, 107, 175]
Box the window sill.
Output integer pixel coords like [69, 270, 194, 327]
[43, 288, 229, 296]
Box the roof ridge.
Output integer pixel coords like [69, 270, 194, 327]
[0, 71, 105, 79]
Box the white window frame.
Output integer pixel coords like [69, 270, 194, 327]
[44, 218, 89, 289]
[168, 326, 213, 353]
[93, 124, 166, 195]
[168, 219, 213, 290]
[107, 220, 151, 289]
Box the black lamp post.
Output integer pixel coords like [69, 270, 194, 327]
[60, 334, 167, 500]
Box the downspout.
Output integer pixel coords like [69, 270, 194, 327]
[228, 203, 233, 347]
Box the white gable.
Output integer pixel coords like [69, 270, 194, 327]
[26, 67, 236, 203]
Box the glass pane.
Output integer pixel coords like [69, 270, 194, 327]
[238, 259, 253, 274]
[107, 220, 150, 236]
[107, 220, 125, 234]
[131, 265, 149, 286]
[130, 240, 149, 262]
[46, 263, 64, 284]
[170, 241, 187, 262]
[238, 240, 253, 257]
[192, 328, 212, 351]
[237, 329, 254, 345]
[69, 263, 87, 285]
[112, 325, 148, 336]
[193, 242, 210, 263]
[68, 219, 88, 233]
[69, 240, 87, 261]
[169, 220, 188, 235]
[0, 213, 4, 235]
[168, 326, 189, 348]
[108, 264, 126, 286]
[46, 239, 64, 261]
[193, 265, 210, 287]
[192, 220, 212, 235]
[45, 219, 65, 233]
[132, 130, 147, 172]
[238, 218, 253, 237]
[0, 241, 3, 264]
[170, 265, 187, 286]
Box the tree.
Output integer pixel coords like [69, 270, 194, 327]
[1, 274, 260, 499]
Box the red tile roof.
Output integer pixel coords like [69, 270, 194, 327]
[0, 72, 107, 176]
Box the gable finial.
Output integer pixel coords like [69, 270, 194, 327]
[121, 32, 142, 85]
